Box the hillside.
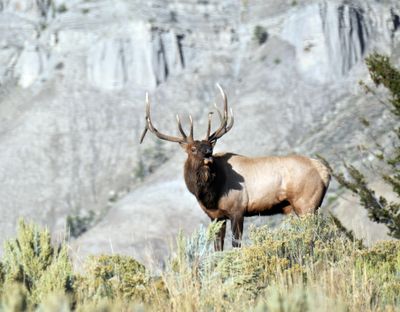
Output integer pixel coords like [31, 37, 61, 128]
[0, 0, 399, 265]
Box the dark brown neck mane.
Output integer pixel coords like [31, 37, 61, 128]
[184, 157, 223, 210]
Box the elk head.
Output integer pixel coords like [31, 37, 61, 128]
[139, 84, 234, 166]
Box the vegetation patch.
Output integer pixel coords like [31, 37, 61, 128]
[323, 53, 400, 239]
[76, 254, 149, 303]
[1, 220, 74, 307]
[0, 216, 399, 311]
[253, 25, 268, 45]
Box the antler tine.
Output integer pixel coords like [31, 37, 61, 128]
[140, 92, 187, 144]
[139, 127, 148, 144]
[226, 107, 234, 131]
[205, 112, 213, 140]
[216, 83, 228, 119]
[208, 84, 233, 142]
[213, 103, 223, 122]
[139, 92, 151, 143]
[189, 115, 194, 140]
[176, 115, 188, 139]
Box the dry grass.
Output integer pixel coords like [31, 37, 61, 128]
[0, 216, 399, 311]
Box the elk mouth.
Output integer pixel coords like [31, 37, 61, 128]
[203, 157, 213, 165]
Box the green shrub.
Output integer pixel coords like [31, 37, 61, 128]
[57, 4, 68, 13]
[1, 283, 29, 312]
[1, 220, 74, 307]
[326, 53, 400, 238]
[214, 215, 358, 297]
[253, 25, 268, 45]
[76, 254, 149, 303]
[66, 210, 97, 239]
[162, 214, 400, 311]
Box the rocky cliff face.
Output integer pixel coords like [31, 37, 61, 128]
[0, 0, 399, 264]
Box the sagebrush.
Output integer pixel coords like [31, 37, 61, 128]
[0, 216, 399, 311]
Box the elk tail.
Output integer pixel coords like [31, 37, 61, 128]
[310, 158, 331, 188]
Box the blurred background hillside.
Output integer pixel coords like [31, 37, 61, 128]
[0, 0, 399, 267]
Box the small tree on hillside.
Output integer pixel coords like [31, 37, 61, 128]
[329, 53, 400, 239]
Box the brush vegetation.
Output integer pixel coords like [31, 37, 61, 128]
[326, 53, 400, 238]
[0, 217, 399, 311]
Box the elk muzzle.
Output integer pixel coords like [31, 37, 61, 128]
[203, 157, 213, 165]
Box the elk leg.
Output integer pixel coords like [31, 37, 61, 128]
[282, 204, 293, 215]
[292, 188, 324, 216]
[231, 215, 244, 248]
[213, 219, 226, 251]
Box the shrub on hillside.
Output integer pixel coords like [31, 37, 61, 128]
[0, 216, 398, 311]
[75, 254, 149, 303]
[213, 215, 359, 297]
[161, 214, 400, 311]
[1, 220, 73, 306]
[0, 221, 155, 311]
[327, 53, 400, 238]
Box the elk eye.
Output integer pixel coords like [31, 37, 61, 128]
[191, 147, 197, 153]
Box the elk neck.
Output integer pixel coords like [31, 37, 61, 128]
[183, 155, 223, 210]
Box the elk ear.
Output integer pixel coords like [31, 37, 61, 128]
[179, 142, 189, 151]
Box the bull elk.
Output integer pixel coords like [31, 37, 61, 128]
[140, 85, 331, 250]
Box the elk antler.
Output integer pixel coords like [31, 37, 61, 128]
[140, 93, 194, 144]
[206, 84, 234, 142]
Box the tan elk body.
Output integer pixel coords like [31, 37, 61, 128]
[140, 85, 330, 250]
